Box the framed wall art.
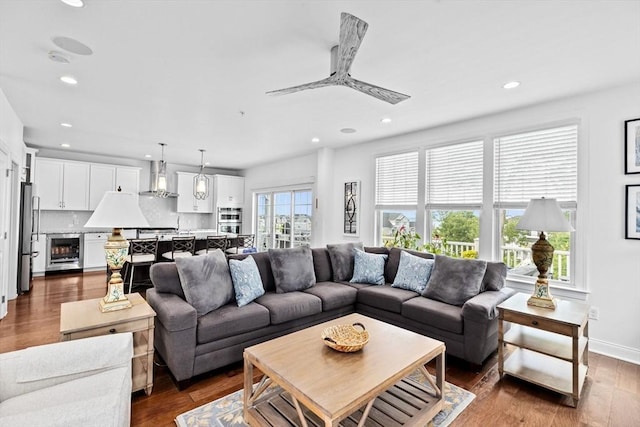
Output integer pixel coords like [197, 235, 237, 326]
[624, 118, 640, 174]
[343, 181, 360, 236]
[625, 184, 640, 240]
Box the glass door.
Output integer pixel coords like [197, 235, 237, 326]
[255, 189, 312, 251]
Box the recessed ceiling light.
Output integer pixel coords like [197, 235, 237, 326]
[60, 75, 78, 85]
[60, 0, 85, 7]
[144, 154, 152, 158]
[340, 128, 357, 134]
[503, 81, 520, 89]
[311, 137, 320, 143]
[60, 143, 71, 148]
[380, 117, 392, 124]
[60, 122, 72, 128]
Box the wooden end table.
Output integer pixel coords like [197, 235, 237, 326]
[498, 293, 589, 407]
[243, 313, 445, 427]
[60, 292, 156, 395]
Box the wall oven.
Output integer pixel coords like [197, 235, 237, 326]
[46, 233, 83, 273]
[217, 208, 242, 234]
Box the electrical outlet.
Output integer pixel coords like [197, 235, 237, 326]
[588, 306, 600, 320]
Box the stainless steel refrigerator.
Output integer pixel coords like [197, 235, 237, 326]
[17, 182, 40, 293]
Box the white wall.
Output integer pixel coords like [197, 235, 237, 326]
[244, 82, 640, 363]
[0, 88, 26, 315]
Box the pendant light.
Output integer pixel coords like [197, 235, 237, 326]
[193, 149, 210, 200]
[154, 143, 169, 198]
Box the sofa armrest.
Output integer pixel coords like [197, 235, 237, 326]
[0, 333, 133, 402]
[146, 288, 197, 332]
[462, 287, 517, 323]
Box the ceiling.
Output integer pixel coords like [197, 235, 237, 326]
[1, 1, 639, 170]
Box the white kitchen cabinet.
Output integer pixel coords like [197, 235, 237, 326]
[116, 167, 140, 195]
[214, 175, 244, 207]
[84, 232, 109, 269]
[35, 158, 90, 210]
[32, 234, 47, 275]
[89, 164, 116, 210]
[89, 164, 140, 210]
[176, 172, 214, 213]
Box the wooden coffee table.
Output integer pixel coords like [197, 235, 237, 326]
[243, 313, 445, 427]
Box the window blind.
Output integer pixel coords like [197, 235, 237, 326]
[375, 151, 419, 205]
[426, 140, 483, 206]
[494, 125, 577, 206]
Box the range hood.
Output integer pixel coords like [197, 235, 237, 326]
[139, 160, 179, 198]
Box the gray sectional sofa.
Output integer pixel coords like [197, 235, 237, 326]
[146, 244, 515, 385]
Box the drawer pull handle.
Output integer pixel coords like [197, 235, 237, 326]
[109, 328, 117, 334]
[531, 321, 539, 326]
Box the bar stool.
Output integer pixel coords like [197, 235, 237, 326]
[227, 234, 255, 254]
[162, 236, 196, 261]
[122, 238, 158, 294]
[196, 235, 228, 255]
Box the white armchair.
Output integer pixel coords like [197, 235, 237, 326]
[0, 333, 133, 427]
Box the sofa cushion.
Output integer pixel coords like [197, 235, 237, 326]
[392, 250, 435, 293]
[385, 248, 434, 284]
[196, 302, 271, 343]
[255, 292, 322, 325]
[269, 246, 316, 293]
[229, 256, 265, 307]
[357, 285, 419, 314]
[481, 262, 507, 291]
[175, 250, 234, 316]
[149, 262, 185, 299]
[311, 248, 333, 282]
[303, 281, 358, 311]
[402, 296, 464, 334]
[327, 242, 363, 281]
[350, 249, 387, 285]
[422, 255, 487, 306]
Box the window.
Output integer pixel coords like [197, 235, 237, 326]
[494, 125, 578, 282]
[375, 152, 418, 246]
[425, 141, 483, 258]
[255, 189, 312, 250]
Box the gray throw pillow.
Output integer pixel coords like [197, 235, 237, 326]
[422, 255, 488, 306]
[229, 256, 265, 307]
[268, 246, 316, 293]
[175, 250, 234, 316]
[482, 262, 507, 291]
[326, 242, 364, 281]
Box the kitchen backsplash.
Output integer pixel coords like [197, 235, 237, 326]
[40, 195, 213, 232]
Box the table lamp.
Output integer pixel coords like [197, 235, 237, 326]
[516, 197, 574, 309]
[85, 189, 150, 312]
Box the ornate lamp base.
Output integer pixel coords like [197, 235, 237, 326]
[99, 228, 132, 313]
[527, 281, 557, 309]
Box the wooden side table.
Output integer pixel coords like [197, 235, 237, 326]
[60, 293, 156, 395]
[497, 293, 589, 407]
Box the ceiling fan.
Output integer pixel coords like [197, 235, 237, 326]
[266, 12, 410, 105]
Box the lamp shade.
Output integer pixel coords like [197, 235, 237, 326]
[85, 191, 150, 228]
[516, 197, 574, 232]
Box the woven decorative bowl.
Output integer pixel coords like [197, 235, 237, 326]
[321, 322, 369, 352]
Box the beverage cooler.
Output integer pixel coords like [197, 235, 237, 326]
[217, 207, 242, 234]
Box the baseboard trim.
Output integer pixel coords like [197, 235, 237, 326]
[589, 338, 640, 365]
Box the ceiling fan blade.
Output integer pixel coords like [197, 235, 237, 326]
[266, 77, 334, 96]
[344, 77, 410, 105]
[335, 13, 368, 79]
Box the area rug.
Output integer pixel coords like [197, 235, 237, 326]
[175, 370, 475, 427]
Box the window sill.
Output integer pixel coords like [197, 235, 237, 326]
[505, 276, 590, 302]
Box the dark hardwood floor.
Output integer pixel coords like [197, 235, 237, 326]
[1, 272, 638, 426]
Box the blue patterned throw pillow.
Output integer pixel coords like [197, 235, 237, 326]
[350, 249, 388, 285]
[228, 256, 265, 307]
[392, 250, 435, 293]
